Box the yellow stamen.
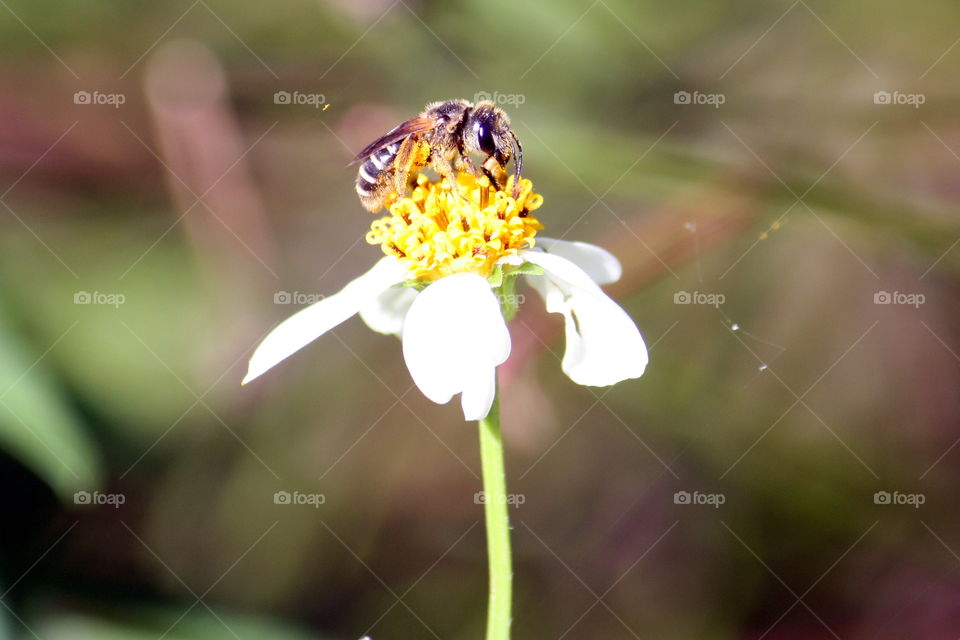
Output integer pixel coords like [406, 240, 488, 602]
[365, 173, 544, 281]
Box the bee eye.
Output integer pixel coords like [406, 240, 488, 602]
[477, 120, 497, 156]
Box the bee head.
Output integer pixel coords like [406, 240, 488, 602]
[465, 102, 516, 168]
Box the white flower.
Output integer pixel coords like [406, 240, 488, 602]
[243, 237, 648, 421]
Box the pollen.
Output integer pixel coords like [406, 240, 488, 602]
[365, 173, 543, 281]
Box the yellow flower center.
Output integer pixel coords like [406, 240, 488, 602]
[365, 173, 544, 281]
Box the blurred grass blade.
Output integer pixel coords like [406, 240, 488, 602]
[36, 608, 329, 640]
[0, 311, 100, 497]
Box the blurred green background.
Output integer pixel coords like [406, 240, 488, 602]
[0, 0, 958, 638]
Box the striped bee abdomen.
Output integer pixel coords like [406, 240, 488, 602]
[356, 143, 400, 194]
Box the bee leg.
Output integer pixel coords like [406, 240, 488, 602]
[432, 159, 470, 204]
[455, 141, 497, 206]
[482, 156, 507, 190]
[454, 136, 482, 176]
[463, 158, 490, 208]
[391, 135, 422, 197]
[457, 153, 484, 178]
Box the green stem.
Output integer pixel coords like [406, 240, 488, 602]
[478, 388, 512, 640]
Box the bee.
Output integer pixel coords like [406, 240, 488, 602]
[348, 99, 523, 212]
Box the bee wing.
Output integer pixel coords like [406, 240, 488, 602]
[347, 115, 441, 166]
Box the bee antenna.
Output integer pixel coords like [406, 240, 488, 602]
[510, 130, 523, 198]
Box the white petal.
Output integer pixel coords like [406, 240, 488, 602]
[531, 237, 622, 285]
[243, 257, 407, 384]
[359, 284, 418, 337]
[459, 361, 497, 422]
[522, 251, 647, 387]
[402, 273, 510, 420]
